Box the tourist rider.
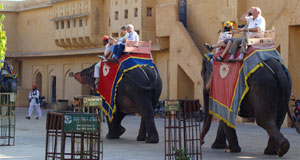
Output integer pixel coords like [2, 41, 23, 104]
[204, 21, 235, 62]
[126, 24, 139, 42]
[105, 26, 129, 63]
[26, 84, 42, 120]
[228, 7, 266, 60]
[105, 24, 140, 63]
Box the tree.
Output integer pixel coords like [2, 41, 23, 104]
[0, 4, 7, 70]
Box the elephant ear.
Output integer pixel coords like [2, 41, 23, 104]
[74, 63, 97, 91]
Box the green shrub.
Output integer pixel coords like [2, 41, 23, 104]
[173, 147, 191, 160]
[0, 4, 7, 70]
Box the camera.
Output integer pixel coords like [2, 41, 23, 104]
[248, 12, 253, 16]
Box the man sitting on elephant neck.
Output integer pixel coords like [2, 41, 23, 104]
[94, 36, 114, 87]
[228, 7, 266, 61]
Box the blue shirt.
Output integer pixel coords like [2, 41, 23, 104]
[109, 45, 115, 52]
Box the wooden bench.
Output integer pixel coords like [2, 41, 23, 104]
[247, 27, 275, 46]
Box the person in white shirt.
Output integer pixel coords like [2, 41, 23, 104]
[106, 25, 138, 63]
[126, 24, 139, 42]
[94, 36, 112, 87]
[228, 7, 266, 60]
[26, 84, 42, 120]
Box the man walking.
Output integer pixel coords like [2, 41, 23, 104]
[228, 7, 266, 60]
[26, 84, 42, 120]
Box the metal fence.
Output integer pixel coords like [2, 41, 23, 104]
[73, 95, 104, 159]
[73, 96, 102, 114]
[164, 99, 202, 160]
[0, 93, 16, 146]
[45, 111, 103, 160]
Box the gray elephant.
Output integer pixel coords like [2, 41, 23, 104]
[200, 57, 297, 157]
[74, 63, 162, 143]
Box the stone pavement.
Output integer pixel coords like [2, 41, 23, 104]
[0, 108, 299, 160]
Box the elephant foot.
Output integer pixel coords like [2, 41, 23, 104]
[211, 141, 227, 149]
[106, 133, 120, 139]
[277, 138, 290, 157]
[145, 134, 159, 143]
[137, 133, 146, 141]
[264, 145, 276, 155]
[225, 145, 241, 153]
[106, 126, 126, 139]
[118, 126, 126, 137]
[200, 138, 205, 145]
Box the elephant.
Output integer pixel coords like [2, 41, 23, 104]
[74, 63, 162, 143]
[200, 57, 296, 157]
[0, 66, 18, 93]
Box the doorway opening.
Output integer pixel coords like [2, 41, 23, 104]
[50, 76, 56, 104]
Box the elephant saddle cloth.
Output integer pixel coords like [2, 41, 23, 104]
[209, 46, 284, 129]
[0, 63, 17, 80]
[97, 53, 156, 122]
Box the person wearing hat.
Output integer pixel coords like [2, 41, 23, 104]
[203, 21, 235, 61]
[94, 36, 115, 87]
[102, 36, 111, 56]
[26, 84, 42, 120]
[104, 26, 129, 63]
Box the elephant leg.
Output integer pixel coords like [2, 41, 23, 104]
[264, 137, 277, 155]
[253, 102, 290, 157]
[141, 103, 159, 143]
[211, 121, 227, 149]
[256, 121, 289, 157]
[144, 114, 159, 143]
[220, 121, 241, 153]
[106, 111, 126, 139]
[137, 117, 147, 141]
[268, 109, 289, 156]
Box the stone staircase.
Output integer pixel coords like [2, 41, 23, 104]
[156, 2, 204, 103]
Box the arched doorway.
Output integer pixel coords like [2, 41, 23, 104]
[35, 72, 42, 95]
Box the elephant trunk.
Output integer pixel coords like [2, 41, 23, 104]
[200, 89, 212, 145]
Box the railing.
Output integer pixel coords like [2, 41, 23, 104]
[247, 27, 275, 46]
[45, 111, 103, 160]
[0, 93, 16, 146]
[164, 99, 203, 160]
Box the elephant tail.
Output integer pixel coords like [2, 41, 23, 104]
[271, 59, 299, 132]
[125, 66, 158, 91]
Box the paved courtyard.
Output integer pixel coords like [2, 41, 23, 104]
[0, 108, 299, 160]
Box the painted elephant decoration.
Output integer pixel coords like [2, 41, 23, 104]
[0, 63, 18, 93]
